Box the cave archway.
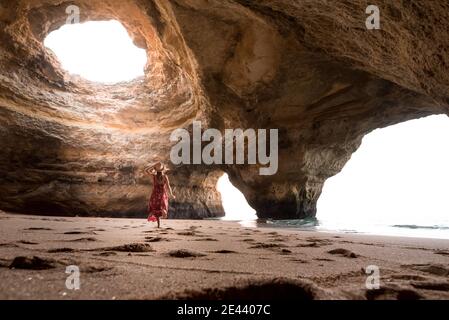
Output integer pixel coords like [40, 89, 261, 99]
[317, 115, 449, 238]
[0, 1, 448, 221]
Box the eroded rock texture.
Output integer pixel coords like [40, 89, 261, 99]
[0, 0, 448, 219]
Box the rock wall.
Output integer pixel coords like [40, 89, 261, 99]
[0, 0, 448, 219]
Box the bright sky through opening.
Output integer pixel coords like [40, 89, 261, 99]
[217, 174, 257, 221]
[44, 20, 147, 84]
[317, 115, 449, 238]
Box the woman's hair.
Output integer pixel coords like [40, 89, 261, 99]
[156, 170, 164, 183]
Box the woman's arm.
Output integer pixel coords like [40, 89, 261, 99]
[164, 175, 175, 199]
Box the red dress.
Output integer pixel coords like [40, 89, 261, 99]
[147, 175, 169, 221]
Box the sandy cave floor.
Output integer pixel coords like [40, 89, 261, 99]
[0, 211, 448, 300]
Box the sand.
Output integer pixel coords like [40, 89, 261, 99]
[0, 210, 448, 300]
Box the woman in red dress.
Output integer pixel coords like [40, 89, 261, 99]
[144, 162, 175, 228]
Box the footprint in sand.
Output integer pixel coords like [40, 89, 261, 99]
[47, 248, 78, 253]
[250, 243, 287, 249]
[63, 231, 97, 235]
[82, 265, 114, 273]
[366, 286, 423, 300]
[143, 227, 173, 234]
[145, 236, 171, 243]
[9, 256, 61, 270]
[159, 278, 332, 300]
[0, 258, 10, 268]
[290, 258, 309, 264]
[17, 240, 39, 245]
[177, 231, 198, 236]
[390, 274, 429, 281]
[327, 248, 359, 258]
[270, 237, 288, 243]
[93, 243, 154, 253]
[87, 227, 106, 232]
[411, 281, 449, 291]
[405, 264, 449, 277]
[41, 218, 68, 222]
[0, 243, 19, 248]
[296, 242, 321, 248]
[434, 250, 449, 256]
[314, 258, 335, 262]
[167, 249, 206, 258]
[193, 238, 218, 242]
[93, 252, 117, 257]
[210, 250, 238, 254]
[306, 238, 333, 246]
[161, 227, 174, 231]
[24, 227, 53, 231]
[65, 237, 98, 242]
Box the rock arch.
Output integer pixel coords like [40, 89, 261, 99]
[0, 0, 448, 219]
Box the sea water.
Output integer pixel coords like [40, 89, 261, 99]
[231, 216, 449, 240]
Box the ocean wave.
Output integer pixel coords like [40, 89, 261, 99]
[391, 224, 449, 230]
[266, 217, 319, 228]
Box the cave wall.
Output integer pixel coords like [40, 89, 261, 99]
[0, 0, 221, 218]
[0, 0, 448, 219]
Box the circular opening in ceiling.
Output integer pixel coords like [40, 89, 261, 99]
[44, 20, 148, 84]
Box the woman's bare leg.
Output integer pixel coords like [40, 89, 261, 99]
[157, 217, 160, 228]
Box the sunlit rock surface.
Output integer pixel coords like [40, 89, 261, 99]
[0, 0, 448, 219]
